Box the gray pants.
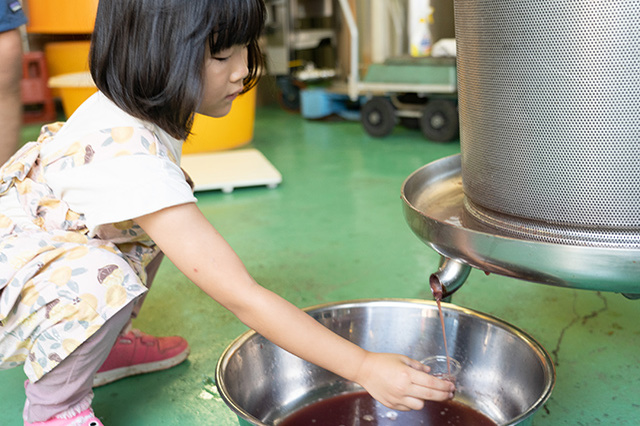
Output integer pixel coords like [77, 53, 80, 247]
[23, 300, 135, 422]
[22, 253, 165, 423]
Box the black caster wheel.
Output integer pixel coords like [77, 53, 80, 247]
[361, 97, 396, 138]
[420, 99, 459, 142]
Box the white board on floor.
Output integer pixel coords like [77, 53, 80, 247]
[181, 148, 282, 193]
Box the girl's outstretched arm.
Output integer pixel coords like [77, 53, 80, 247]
[135, 203, 455, 410]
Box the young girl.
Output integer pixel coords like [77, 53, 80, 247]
[0, 1, 455, 424]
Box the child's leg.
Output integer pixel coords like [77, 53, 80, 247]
[23, 301, 135, 423]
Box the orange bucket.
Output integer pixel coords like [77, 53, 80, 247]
[26, 0, 99, 34]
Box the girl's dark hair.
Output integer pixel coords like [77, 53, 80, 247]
[89, 0, 265, 140]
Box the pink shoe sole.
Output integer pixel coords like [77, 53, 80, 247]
[24, 408, 103, 426]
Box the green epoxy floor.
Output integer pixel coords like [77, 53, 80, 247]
[1, 105, 639, 425]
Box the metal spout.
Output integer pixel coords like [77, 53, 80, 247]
[430, 257, 472, 301]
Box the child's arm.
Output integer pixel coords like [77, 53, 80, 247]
[135, 202, 455, 410]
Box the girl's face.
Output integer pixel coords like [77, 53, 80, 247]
[198, 44, 249, 118]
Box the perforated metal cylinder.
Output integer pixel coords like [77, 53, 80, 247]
[454, 0, 640, 246]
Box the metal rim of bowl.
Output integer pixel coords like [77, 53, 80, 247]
[215, 298, 556, 426]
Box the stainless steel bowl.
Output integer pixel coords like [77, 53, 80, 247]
[216, 299, 555, 426]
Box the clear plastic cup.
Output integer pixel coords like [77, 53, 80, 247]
[422, 355, 461, 383]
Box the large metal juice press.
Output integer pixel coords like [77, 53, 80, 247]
[402, 0, 640, 299]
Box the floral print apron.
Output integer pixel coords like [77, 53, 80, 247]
[0, 122, 172, 382]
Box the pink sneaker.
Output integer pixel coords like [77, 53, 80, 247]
[93, 329, 189, 387]
[24, 408, 103, 426]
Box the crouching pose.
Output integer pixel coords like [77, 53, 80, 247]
[0, 1, 455, 424]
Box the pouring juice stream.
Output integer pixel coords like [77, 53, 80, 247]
[430, 277, 452, 378]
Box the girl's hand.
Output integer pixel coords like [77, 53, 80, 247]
[355, 352, 455, 411]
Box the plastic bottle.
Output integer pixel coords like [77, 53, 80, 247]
[409, 0, 434, 57]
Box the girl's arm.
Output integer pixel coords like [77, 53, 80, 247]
[135, 203, 455, 410]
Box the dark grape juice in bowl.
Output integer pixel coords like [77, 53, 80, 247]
[216, 299, 554, 426]
[278, 391, 496, 426]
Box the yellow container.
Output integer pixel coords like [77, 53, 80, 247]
[44, 41, 91, 76]
[183, 89, 257, 154]
[47, 72, 97, 118]
[44, 41, 91, 98]
[48, 71, 257, 153]
[25, 0, 99, 34]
